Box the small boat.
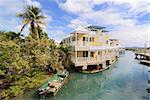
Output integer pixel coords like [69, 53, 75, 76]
[81, 66, 110, 74]
[139, 60, 150, 66]
[38, 70, 69, 96]
[146, 87, 150, 93]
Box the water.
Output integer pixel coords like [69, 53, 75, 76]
[15, 51, 149, 100]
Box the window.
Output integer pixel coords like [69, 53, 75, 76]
[98, 51, 101, 55]
[90, 52, 94, 57]
[106, 40, 109, 44]
[68, 38, 70, 43]
[83, 37, 85, 41]
[83, 37, 89, 42]
[86, 37, 88, 42]
[66, 38, 68, 43]
[92, 37, 94, 42]
[89, 37, 94, 42]
[72, 37, 75, 41]
[83, 51, 88, 57]
[90, 37, 92, 42]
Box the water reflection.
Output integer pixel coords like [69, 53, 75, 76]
[15, 51, 149, 100]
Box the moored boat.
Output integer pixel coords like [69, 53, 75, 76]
[81, 67, 109, 74]
[139, 60, 150, 66]
[80, 65, 110, 74]
[38, 70, 69, 96]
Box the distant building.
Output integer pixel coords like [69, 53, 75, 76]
[61, 26, 120, 73]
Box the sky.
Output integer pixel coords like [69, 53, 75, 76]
[0, 0, 149, 47]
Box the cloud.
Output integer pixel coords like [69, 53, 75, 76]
[56, 0, 93, 14]
[0, 0, 149, 47]
[56, 0, 149, 47]
[56, 0, 150, 13]
[48, 30, 66, 43]
[80, 9, 137, 27]
[0, 0, 52, 36]
[110, 24, 149, 47]
[67, 19, 89, 29]
[26, 0, 41, 8]
[45, 16, 52, 24]
[0, 0, 30, 32]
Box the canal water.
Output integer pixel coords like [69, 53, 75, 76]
[15, 51, 149, 100]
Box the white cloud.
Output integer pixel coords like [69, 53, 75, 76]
[57, 0, 149, 47]
[57, 0, 150, 13]
[26, 0, 41, 8]
[45, 14, 52, 24]
[110, 24, 149, 47]
[0, 0, 25, 16]
[67, 19, 89, 29]
[0, 0, 52, 36]
[80, 9, 137, 27]
[48, 30, 66, 42]
[56, 0, 93, 14]
[0, 17, 19, 31]
[0, 0, 30, 32]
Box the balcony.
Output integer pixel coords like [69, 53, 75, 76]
[76, 57, 94, 62]
[73, 56, 105, 66]
[70, 42, 90, 50]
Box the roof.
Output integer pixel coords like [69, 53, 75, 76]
[87, 25, 106, 30]
[71, 26, 89, 34]
[102, 30, 109, 32]
[109, 39, 119, 41]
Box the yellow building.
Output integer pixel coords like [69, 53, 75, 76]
[61, 26, 120, 73]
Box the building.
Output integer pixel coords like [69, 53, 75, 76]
[60, 26, 120, 73]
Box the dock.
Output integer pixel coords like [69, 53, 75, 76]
[135, 53, 150, 60]
[134, 48, 150, 66]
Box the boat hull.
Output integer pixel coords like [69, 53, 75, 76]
[38, 70, 69, 97]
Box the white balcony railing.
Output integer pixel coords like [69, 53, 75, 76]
[76, 57, 94, 62]
[70, 42, 90, 47]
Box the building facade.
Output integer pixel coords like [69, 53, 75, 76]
[61, 26, 120, 73]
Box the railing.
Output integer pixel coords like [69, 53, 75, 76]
[103, 53, 119, 60]
[76, 55, 116, 62]
[70, 42, 90, 47]
[76, 57, 94, 62]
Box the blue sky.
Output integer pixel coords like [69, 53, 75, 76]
[0, 0, 149, 47]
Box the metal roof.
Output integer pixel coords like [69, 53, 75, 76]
[87, 25, 106, 30]
[102, 30, 109, 32]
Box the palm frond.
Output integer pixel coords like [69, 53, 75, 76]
[36, 20, 46, 25]
[36, 15, 46, 19]
[22, 19, 30, 24]
[16, 13, 24, 18]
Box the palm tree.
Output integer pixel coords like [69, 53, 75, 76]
[17, 5, 46, 39]
[37, 26, 48, 39]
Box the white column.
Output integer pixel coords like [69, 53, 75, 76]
[75, 32, 77, 63]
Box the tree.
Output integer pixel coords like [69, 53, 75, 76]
[37, 26, 48, 39]
[59, 45, 73, 69]
[17, 6, 46, 39]
[0, 5, 69, 99]
[0, 31, 22, 42]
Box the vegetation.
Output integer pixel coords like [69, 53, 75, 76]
[17, 6, 46, 39]
[58, 45, 73, 69]
[0, 5, 71, 99]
